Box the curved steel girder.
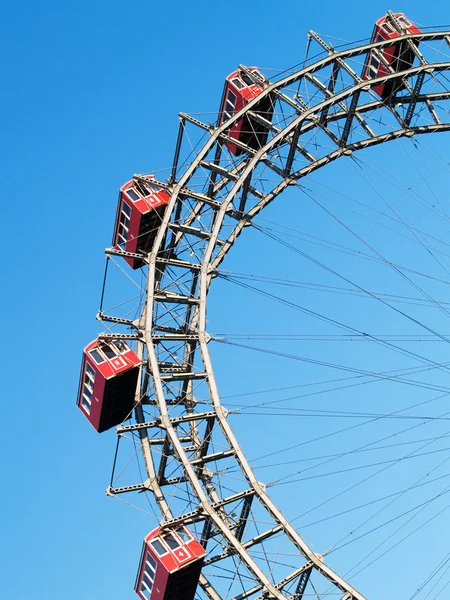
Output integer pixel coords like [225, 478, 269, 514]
[119, 30, 450, 600]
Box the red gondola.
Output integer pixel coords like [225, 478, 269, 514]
[77, 339, 140, 433]
[219, 67, 273, 155]
[362, 13, 421, 98]
[135, 526, 206, 600]
[113, 176, 170, 269]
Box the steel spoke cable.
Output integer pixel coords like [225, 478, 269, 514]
[353, 152, 450, 277]
[270, 396, 450, 527]
[341, 493, 450, 580]
[325, 438, 450, 561]
[254, 217, 450, 277]
[221, 362, 450, 411]
[243, 391, 450, 465]
[215, 335, 450, 392]
[408, 549, 450, 599]
[248, 434, 450, 471]
[328, 482, 450, 561]
[305, 164, 450, 239]
[302, 163, 450, 322]
[214, 290, 450, 384]
[219, 360, 450, 401]
[405, 142, 450, 221]
[283, 187, 450, 332]
[355, 151, 450, 226]
[270, 410, 450, 487]
[218, 268, 450, 305]
[297, 471, 450, 531]
[241, 226, 450, 366]
[273, 448, 450, 486]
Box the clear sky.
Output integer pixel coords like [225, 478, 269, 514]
[4, 1, 450, 599]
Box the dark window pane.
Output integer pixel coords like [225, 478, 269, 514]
[85, 363, 95, 379]
[81, 397, 91, 412]
[175, 528, 192, 543]
[370, 55, 380, 69]
[112, 340, 127, 353]
[122, 202, 132, 217]
[150, 539, 167, 556]
[251, 69, 264, 82]
[120, 213, 130, 228]
[241, 73, 253, 86]
[144, 183, 157, 195]
[126, 188, 140, 201]
[83, 385, 92, 399]
[100, 344, 116, 359]
[140, 584, 151, 600]
[231, 77, 244, 90]
[146, 552, 157, 570]
[226, 89, 237, 105]
[164, 533, 180, 550]
[89, 350, 104, 364]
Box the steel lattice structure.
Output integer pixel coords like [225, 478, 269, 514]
[96, 27, 450, 600]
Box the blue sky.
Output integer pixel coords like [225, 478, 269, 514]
[4, 1, 450, 599]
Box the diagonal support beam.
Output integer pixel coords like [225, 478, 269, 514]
[340, 89, 361, 145]
[404, 70, 426, 126]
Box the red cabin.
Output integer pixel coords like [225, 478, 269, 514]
[135, 526, 206, 600]
[219, 67, 273, 155]
[77, 339, 141, 433]
[362, 13, 421, 98]
[113, 176, 170, 269]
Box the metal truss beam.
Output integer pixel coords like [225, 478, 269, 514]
[101, 31, 450, 600]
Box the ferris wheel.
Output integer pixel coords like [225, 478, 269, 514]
[76, 12, 450, 599]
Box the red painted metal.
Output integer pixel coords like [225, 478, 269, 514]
[135, 526, 206, 600]
[219, 67, 273, 155]
[76, 339, 141, 432]
[112, 176, 170, 269]
[362, 13, 421, 98]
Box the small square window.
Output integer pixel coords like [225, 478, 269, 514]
[81, 396, 91, 414]
[225, 99, 235, 112]
[163, 533, 180, 550]
[142, 572, 154, 588]
[112, 340, 127, 354]
[119, 214, 130, 229]
[139, 584, 151, 600]
[122, 202, 132, 217]
[226, 89, 237, 106]
[100, 344, 116, 360]
[251, 69, 264, 83]
[126, 188, 140, 202]
[175, 528, 193, 543]
[145, 552, 157, 571]
[150, 539, 168, 556]
[89, 349, 104, 364]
